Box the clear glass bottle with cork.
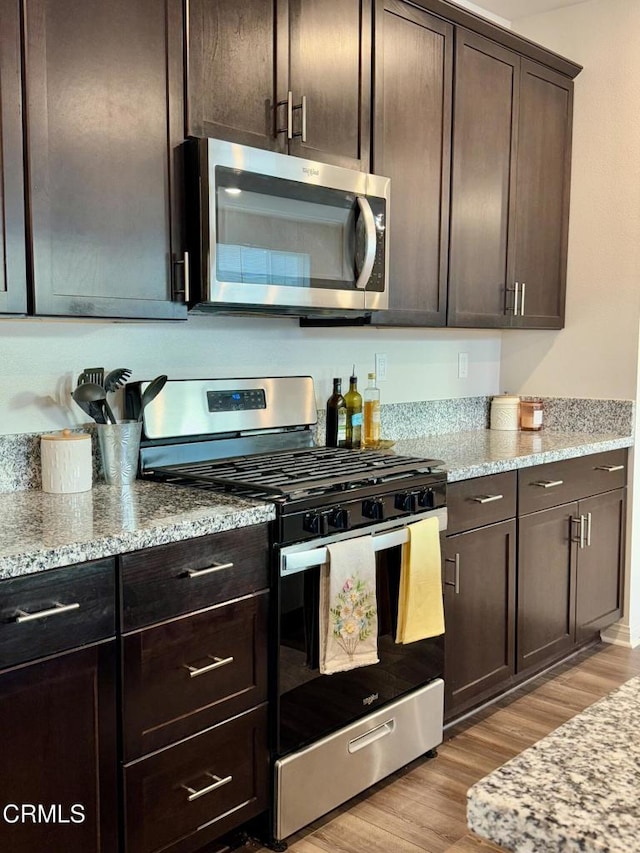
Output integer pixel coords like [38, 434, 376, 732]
[363, 372, 381, 449]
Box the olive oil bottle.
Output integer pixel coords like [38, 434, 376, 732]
[326, 378, 347, 447]
[344, 368, 363, 449]
[363, 372, 381, 449]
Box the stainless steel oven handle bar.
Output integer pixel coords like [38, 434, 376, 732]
[281, 508, 447, 576]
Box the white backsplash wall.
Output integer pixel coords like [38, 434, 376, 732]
[0, 316, 501, 435]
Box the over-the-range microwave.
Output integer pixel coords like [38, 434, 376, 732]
[185, 138, 390, 317]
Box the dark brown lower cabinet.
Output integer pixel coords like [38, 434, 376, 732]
[517, 503, 577, 674]
[444, 520, 516, 720]
[518, 488, 626, 675]
[124, 704, 268, 853]
[575, 489, 625, 643]
[0, 642, 117, 853]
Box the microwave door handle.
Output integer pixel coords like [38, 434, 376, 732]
[354, 197, 377, 290]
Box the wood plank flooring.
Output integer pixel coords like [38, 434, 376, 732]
[248, 642, 640, 853]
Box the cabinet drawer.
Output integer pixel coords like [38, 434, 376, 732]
[0, 560, 115, 669]
[447, 471, 516, 534]
[518, 450, 627, 515]
[120, 524, 269, 631]
[124, 704, 268, 853]
[122, 591, 268, 760]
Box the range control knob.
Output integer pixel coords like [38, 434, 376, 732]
[418, 488, 435, 509]
[395, 491, 418, 513]
[303, 511, 330, 536]
[362, 498, 385, 521]
[329, 508, 351, 531]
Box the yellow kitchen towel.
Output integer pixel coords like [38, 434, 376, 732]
[319, 536, 379, 675]
[396, 516, 445, 643]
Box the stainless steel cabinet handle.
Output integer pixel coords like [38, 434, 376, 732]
[595, 465, 625, 472]
[183, 655, 234, 679]
[183, 251, 190, 303]
[444, 554, 460, 594]
[471, 494, 504, 504]
[186, 561, 233, 578]
[507, 282, 520, 315]
[532, 479, 564, 489]
[181, 772, 233, 803]
[14, 602, 80, 624]
[572, 514, 586, 548]
[287, 90, 293, 139]
[586, 511, 592, 547]
[520, 282, 526, 316]
[301, 94, 307, 143]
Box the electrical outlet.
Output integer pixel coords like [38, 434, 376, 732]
[375, 352, 388, 381]
[458, 352, 469, 379]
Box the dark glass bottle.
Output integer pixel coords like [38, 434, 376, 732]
[326, 378, 347, 447]
[344, 372, 363, 449]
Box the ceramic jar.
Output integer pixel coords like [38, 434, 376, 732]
[490, 395, 521, 431]
[41, 429, 92, 493]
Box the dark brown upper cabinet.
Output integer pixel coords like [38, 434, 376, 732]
[447, 30, 573, 329]
[0, 0, 27, 314]
[187, 0, 371, 171]
[511, 60, 573, 329]
[371, 0, 452, 326]
[23, 0, 187, 319]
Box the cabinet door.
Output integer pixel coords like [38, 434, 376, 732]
[517, 503, 577, 674]
[24, 0, 187, 319]
[444, 520, 516, 720]
[576, 490, 625, 643]
[284, 0, 371, 170]
[0, 643, 117, 853]
[0, 0, 27, 314]
[512, 60, 573, 329]
[447, 30, 519, 328]
[371, 0, 452, 326]
[187, 0, 281, 151]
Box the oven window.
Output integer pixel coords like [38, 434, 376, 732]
[215, 166, 358, 291]
[278, 545, 444, 757]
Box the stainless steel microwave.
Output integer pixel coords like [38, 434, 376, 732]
[187, 138, 390, 316]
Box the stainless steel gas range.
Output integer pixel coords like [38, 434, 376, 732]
[129, 376, 447, 845]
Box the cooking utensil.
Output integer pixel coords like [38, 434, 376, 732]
[80, 366, 105, 387]
[75, 373, 107, 424]
[73, 382, 117, 425]
[104, 367, 132, 393]
[138, 374, 168, 422]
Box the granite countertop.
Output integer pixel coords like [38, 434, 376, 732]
[393, 429, 634, 482]
[0, 481, 275, 580]
[467, 675, 640, 853]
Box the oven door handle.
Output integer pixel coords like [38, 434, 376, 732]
[282, 527, 408, 575]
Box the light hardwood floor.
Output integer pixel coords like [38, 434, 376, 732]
[251, 642, 640, 853]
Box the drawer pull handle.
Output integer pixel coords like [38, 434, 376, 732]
[183, 655, 234, 678]
[348, 719, 395, 753]
[186, 561, 234, 578]
[14, 602, 80, 624]
[532, 479, 564, 489]
[181, 772, 233, 802]
[471, 494, 504, 504]
[595, 465, 625, 472]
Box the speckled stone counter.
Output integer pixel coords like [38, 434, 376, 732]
[0, 481, 275, 580]
[393, 430, 634, 482]
[467, 675, 640, 853]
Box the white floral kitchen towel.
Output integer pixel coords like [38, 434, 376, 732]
[319, 536, 379, 675]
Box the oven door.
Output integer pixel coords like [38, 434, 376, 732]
[199, 138, 389, 313]
[276, 509, 446, 758]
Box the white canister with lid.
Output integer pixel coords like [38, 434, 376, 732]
[490, 395, 521, 431]
[41, 429, 92, 493]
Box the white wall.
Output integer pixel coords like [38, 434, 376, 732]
[0, 316, 501, 434]
[500, 0, 640, 399]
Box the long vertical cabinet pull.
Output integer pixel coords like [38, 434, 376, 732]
[445, 554, 461, 594]
[586, 511, 592, 547]
[520, 282, 526, 316]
